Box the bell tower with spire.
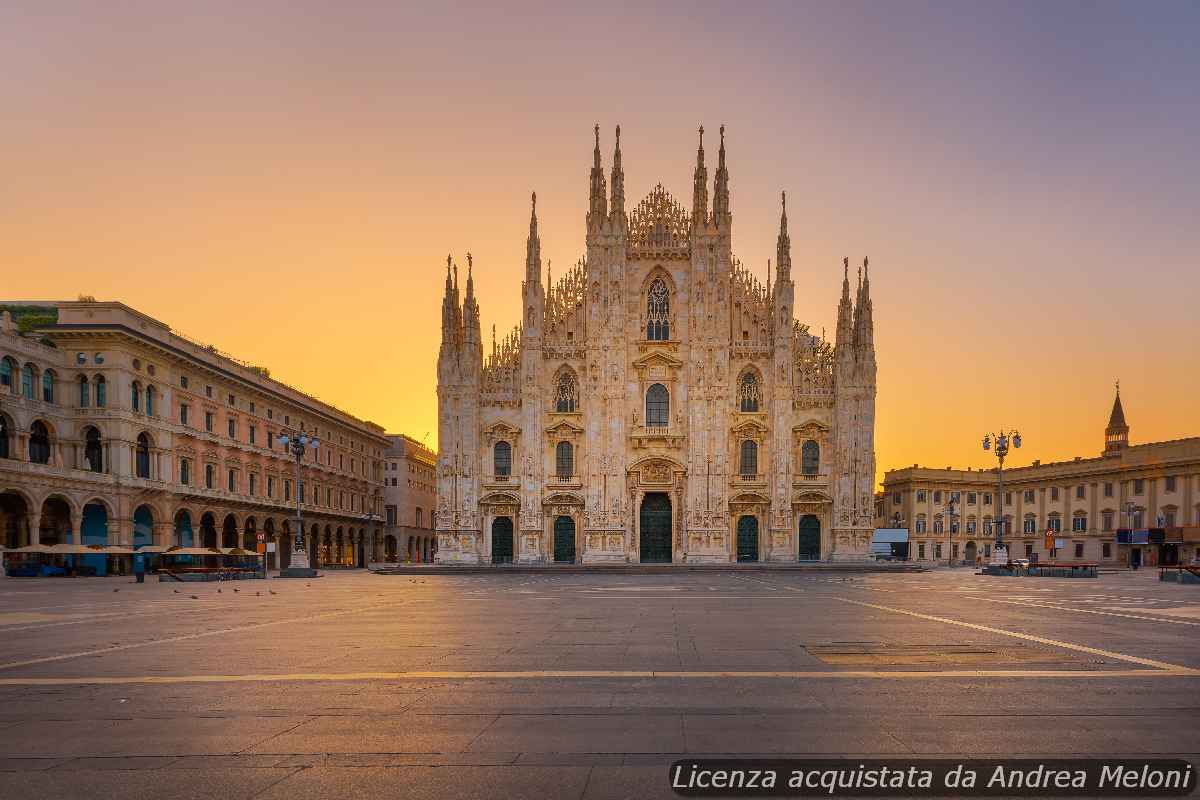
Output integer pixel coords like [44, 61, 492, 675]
[1104, 381, 1129, 456]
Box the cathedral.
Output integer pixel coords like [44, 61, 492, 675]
[436, 126, 878, 564]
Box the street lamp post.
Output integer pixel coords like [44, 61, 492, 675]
[944, 499, 957, 567]
[983, 429, 1021, 566]
[277, 430, 319, 578]
[363, 510, 378, 569]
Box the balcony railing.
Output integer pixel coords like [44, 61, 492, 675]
[735, 473, 765, 483]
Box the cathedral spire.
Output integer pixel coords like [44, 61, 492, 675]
[712, 124, 730, 226]
[441, 253, 457, 342]
[588, 124, 608, 226]
[835, 257, 853, 350]
[854, 256, 873, 351]
[776, 190, 791, 283]
[692, 125, 708, 225]
[609, 125, 625, 221]
[525, 191, 542, 285]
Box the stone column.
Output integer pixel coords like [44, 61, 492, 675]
[28, 511, 42, 547]
[153, 521, 173, 547]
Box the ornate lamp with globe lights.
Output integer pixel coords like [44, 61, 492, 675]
[982, 429, 1021, 565]
[277, 430, 319, 578]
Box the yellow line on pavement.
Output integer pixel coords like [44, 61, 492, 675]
[833, 596, 1194, 673]
[0, 667, 1195, 686]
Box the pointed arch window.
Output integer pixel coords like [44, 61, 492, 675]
[41, 370, 55, 403]
[29, 420, 51, 464]
[645, 383, 669, 427]
[78, 375, 89, 407]
[646, 278, 670, 340]
[494, 441, 512, 477]
[95, 375, 106, 407]
[84, 427, 103, 473]
[555, 371, 578, 412]
[136, 432, 151, 479]
[555, 441, 574, 479]
[801, 440, 820, 475]
[737, 372, 761, 412]
[739, 440, 758, 476]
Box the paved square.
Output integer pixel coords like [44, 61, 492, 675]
[0, 569, 1196, 799]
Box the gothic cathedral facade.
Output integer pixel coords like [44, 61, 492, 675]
[436, 126, 877, 564]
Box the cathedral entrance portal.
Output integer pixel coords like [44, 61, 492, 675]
[491, 517, 514, 564]
[639, 493, 672, 563]
[798, 515, 821, 561]
[736, 515, 759, 562]
[553, 516, 576, 563]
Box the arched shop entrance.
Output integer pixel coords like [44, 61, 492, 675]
[81, 502, 109, 575]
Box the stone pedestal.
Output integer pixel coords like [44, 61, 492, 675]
[279, 546, 318, 578]
[435, 532, 481, 564]
[990, 545, 1009, 565]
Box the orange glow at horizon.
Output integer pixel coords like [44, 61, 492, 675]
[3, 3, 1197, 487]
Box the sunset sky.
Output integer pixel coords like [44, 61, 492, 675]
[4, 1, 1197, 485]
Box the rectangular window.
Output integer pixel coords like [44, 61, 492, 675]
[1102, 542, 1111, 558]
[1005, 492, 1012, 505]
[249, 401, 255, 413]
[1075, 485, 1085, 499]
[1133, 510, 1144, 528]
[1048, 517, 1061, 533]
[385, 505, 397, 526]
[1104, 482, 1113, 497]
[205, 411, 214, 432]
[916, 490, 926, 503]
[266, 431, 273, 449]
[967, 492, 976, 505]
[228, 418, 236, 439]
[1103, 511, 1114, 531]
[934, 544, 942, 559]
[1074, 542, 1084, 558]
[892, 492, 900, 505]
[950, 491, 960, 503]
[1165, 510, 1176, 527]
[228, 393, 236, 406]
[415, 508, 423, 527]
[1134, 479, 1144, 494]
[1023, 490, 1033, 503]
[284, 480, 292, 501]
[1165, 476, 1176, 492]
[205, 464, 214, 489]
[180, 404, 189, 425]
[267, 409, 273, 420]
[1024, 517, 1036, 534]
[933, 490, 942, 504]
[205, 385, 213, 398]
[249, 425, 256, 445]
[1072, 515, 1087, 532]
[228, 470, 236, 492]
[1025, 543, 1034, 558]
[249, 474, 257, 496]
[267, 476, 275, 498]
[1051, 487, 1059, 501]
[918, 543, 925, 560]
[180, 459, 190, 486]
[983, 493, 992, 505]
[180, 375, 189, 388]
[299, 482, 305, 504]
